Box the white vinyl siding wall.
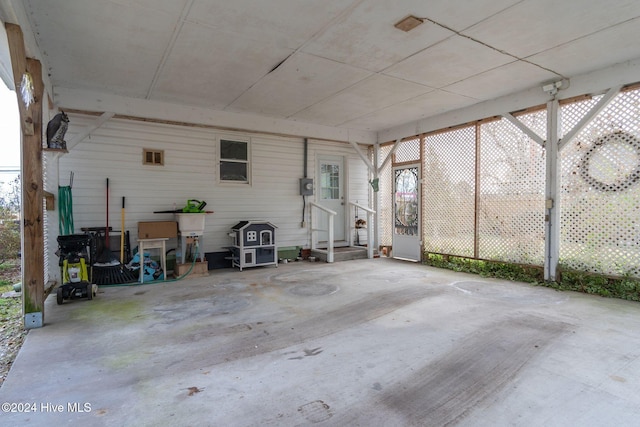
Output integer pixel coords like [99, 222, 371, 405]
[52, 114, 370, 278]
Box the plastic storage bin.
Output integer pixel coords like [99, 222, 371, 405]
[175, 213, 206, 236]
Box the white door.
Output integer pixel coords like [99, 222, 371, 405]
[393, 165, 421, 261]
[317, 156, 346, 243]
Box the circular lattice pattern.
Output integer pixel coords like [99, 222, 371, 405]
[579, 131, 640, 191]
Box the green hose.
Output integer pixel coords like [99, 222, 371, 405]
[58, 186, 74, 235]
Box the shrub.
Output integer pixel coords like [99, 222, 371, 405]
[423, 252, 640, 302]
[0, 214, 20, 264]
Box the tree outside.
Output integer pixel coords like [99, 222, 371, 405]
[0, 175, 20, 263]
[0, 174, 24, 388]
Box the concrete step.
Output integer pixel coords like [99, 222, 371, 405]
[310, 246, 376, 262]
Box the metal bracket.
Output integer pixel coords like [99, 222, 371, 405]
[24, 312, 43, 329]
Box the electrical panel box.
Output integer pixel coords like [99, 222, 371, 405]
[299, 178, 314, 196]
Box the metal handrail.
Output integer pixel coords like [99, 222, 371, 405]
[309, 201, 336, 263]
[349, 201, 375, 214]
[349, 201, 376, 259]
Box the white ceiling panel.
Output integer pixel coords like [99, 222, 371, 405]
[385, 35, 514, 88]
[292, 75, 433, 126]
[528, 17, 640, 77]
[185, 0, 348, 50]
[464, 0, 640, 59]
[152, 22, 295, 109]
[302, 0, 453, 72]
[445, 61, 559, 101]
[415, 0, 522, 31]
[344, 90, 478, 131]
[228, 52, 372, 117]
[14, 0, 640, 134]
[25, 0, 188, 97]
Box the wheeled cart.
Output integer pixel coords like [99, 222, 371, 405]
[56, 234, 95, 304]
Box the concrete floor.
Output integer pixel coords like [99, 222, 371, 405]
[2, 258, 640, 426]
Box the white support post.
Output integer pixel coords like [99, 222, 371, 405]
[544, 99, 561, 281]
[373, 143, 380, 256]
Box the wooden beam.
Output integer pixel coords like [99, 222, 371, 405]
[6, 23, 45, 328]
[21, 57, 44, 327]
[43, 191, 55, 211]
[5, 23, 33, 136]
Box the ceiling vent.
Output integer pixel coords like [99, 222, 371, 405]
[394, 15, 424, 32]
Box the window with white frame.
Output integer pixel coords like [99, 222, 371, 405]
[220, 138, 250, 183]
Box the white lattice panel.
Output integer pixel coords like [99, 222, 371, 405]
[378, 144, 393, 246]
[423, 127, 475, 257]
[478, 115, 546, 264]
[560, 89, 640, 277]
[395, 138, 421, 163]
[514, 109, 547, 142]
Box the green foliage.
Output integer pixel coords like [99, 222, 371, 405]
[554, 268, 640, 301]
[0, 262, 21, 325]
[0, 176, 20, 264]
[423, 253, 543, 283]
[0, 296, 21, 321]
[423, 252, 640, 302]
[0, 214, 20, 264]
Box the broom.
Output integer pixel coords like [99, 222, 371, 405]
[93, 179, 137, 284]
[120, 196, 125, 264]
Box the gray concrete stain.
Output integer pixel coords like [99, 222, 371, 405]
[3, 259, 640, 426]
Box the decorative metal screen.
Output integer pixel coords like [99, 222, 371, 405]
[478, 115, 546, 264]
[394, 167, 419, 236]
[560, 89, 640, 277]
[423, 127, 476, 256]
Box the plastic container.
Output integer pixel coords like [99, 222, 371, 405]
[68, 266, 81, 283]
[175, 213, 206, 235]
